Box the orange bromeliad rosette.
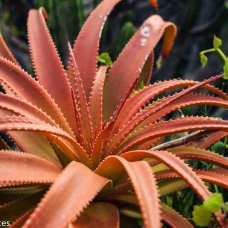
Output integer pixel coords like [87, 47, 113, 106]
[0, 0, 228, 227]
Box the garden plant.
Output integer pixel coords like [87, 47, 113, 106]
[0, 0, 228, 227]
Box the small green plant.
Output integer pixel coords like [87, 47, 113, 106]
[200, 35, 228, 79]
[97, 52, 113, 67]
[193, 193, 227, 227]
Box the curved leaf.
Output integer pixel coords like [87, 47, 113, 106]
[24, 162, 110, 228]
[0, 93, 56, 125]
[0, 116, 90, 165]
[0, 57, 72, 134]
[28, 8, 76, 133]
[103, 15, 176, 120]
[169, 147, 228, 169]
[110, 79, 227, 137]
[156, 169, 228, 189]
[72, 0, 121, 98]
[138, 93, 228, 129]
[106, 75, 224, 150]
[0, 33, 18, 64]
[8, 132, 61, 166]
[117, 117, 228, 153]
[121, 150, 211, 200]
[96, 156, 161, 228]
[0, 150, 61, 187]
[197, 131, 228, 149]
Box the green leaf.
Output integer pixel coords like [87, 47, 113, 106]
[203, 193, 224, 213]
[213, 35, 222, 49]
[225, 202, 228, 212]
[199, 52, 208, 67]
[97, 52, 113, 67]
[192, 205, 211, 227]
[223, 57, 228, 80]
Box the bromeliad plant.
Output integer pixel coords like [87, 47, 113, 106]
[0, 0, 228, 227]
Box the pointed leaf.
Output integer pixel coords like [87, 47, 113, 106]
[138, 93, 228, 129]
[213, 35, 222, 49]
[156, 169, 228, 189]
[72, 0, 121, 98]
[0, 33, 18, 64]
[0, 57, 72, 134]
[0, 150, 61, 187]
[89, 66, 108, 135]
[169, 147, 228, 169]
[197, 131, 228, 149]
[106, 75, 224, 148]
[121, 150, 211, 200]
[0, 93, 56, 125]
[8, 132, 61, 166]
[69, 46, 93, 147]
[117, 117, 228, 153]
[0, 116, 90, 165]
[96, 156, 161, 228]
[28, 8, 76, 132]
[24, 162, 110, 228]
[103, 15, 176, 119]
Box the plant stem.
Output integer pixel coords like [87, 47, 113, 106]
[150, 130, 211, 150]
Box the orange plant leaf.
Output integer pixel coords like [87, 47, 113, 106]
[72, 0, 121, 98]
[121, 150, 211, 200]
[24, 162, 110, 228]
[0, 33, 18, 64]
[0, 150, 61, 187]
[28, 8, 77, 133]
[103, 15, 176, 120]
[96, 156, 161, 228]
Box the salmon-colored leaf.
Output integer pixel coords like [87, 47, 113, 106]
[106, 75, 224, 149]
[0, 116, 90, 165]
[89, 66, 108, 136]
[156, 169, 228, 189]
[8, 132, 61, 166]
[169, 146, 228, 169]
[0, 93, 56, 125]
[103, 15, 176, 119]
[24, 162, 110, 228]
[137, 93, 228, 129]
[69, 47, 93, 147]
[0, 57, 72, 134]
[121, 150, 211, 200]
[28, 8, 76, 132]
[197, 131, 228, 149]
[117, 117, 228, 153]
[96, 156, 161, 228]
[0, 150, 61, 187]
[0, 33, 18, 64]
[72, 0, 121, 98]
